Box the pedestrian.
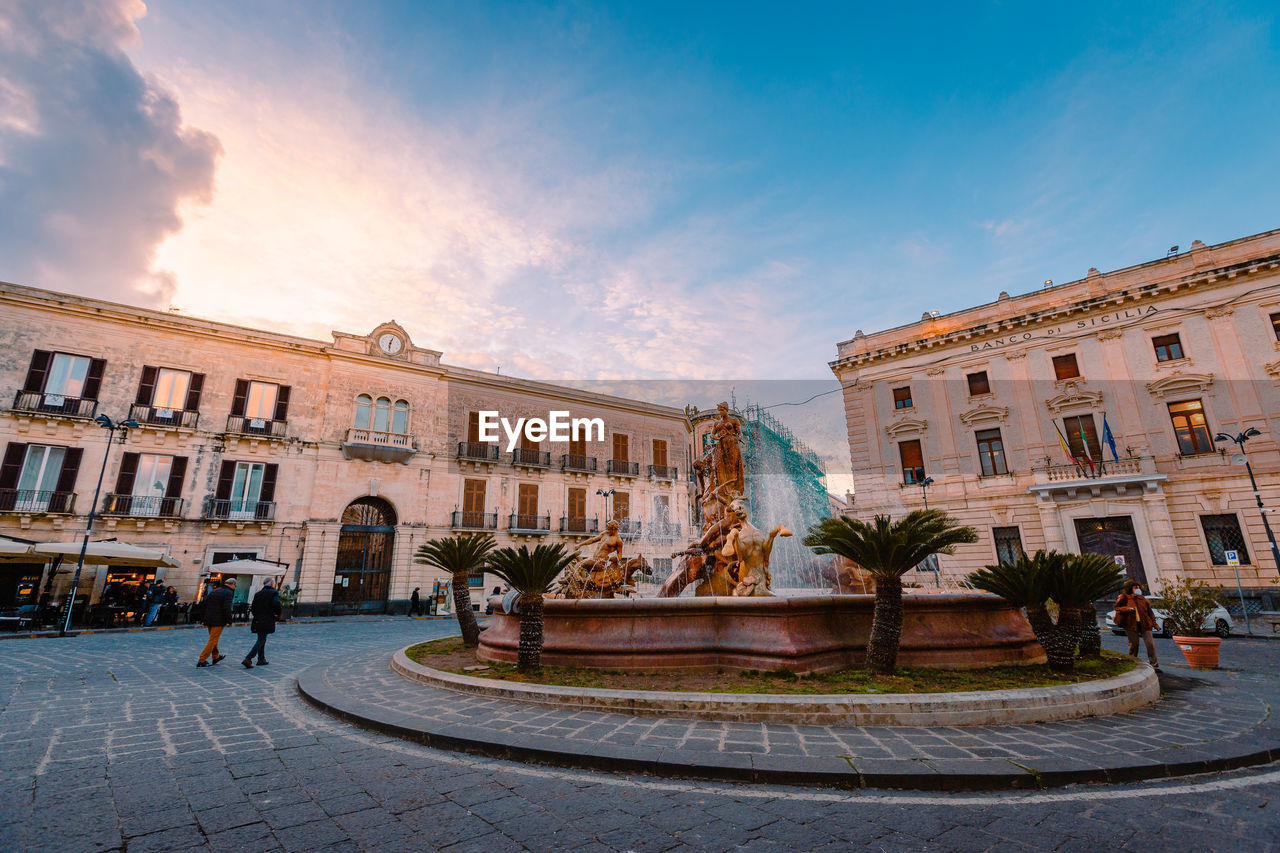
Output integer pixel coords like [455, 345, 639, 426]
[196, 578, 235, 668]
[242, 579, 282, 668]
[142, 579, 164, 627]
[1114, 579, 1160, 672]
[409, 586, 421, 617]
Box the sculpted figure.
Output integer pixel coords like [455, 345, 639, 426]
[556, 521, 648, 599]
[722, 499, 792, 597]
[709, 403, 745, 496]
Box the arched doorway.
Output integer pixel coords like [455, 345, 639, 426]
[333, 497, 397, 613]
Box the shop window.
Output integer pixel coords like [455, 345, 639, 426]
[1201, 514, 1251, 565]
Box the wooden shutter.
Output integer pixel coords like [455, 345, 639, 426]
[467, 411, 480, 443]
[165, 457, 187, 499]
[230, 380, 249, 417]
[185, 373, 204, 411]
[613, 492, 630, 520]
[517, 483, 538, 516]
[135, 366, 158, 405]
[115, 452, 139, 494]
[0, 443, 27, 490]
[898, 440, 923, 471]
[273, 385, 291, 421]
[23, 351, 51, 393]
[568, 487, 585, 518]
[82, 358, 106, 400]
[462, 479, 486, 514]
[612, 433, 628, 461]
[568, 436, 586, 457]
[519, 432, 537, 452]
[259, 463, 279, 503]
[652, 439, 667, 468]
[214, 460, 236, 500]
[55, 447, 83, 493]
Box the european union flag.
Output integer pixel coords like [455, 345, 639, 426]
[1102, 413, 1120, 462]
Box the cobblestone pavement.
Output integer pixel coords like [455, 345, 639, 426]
[1, 619, 1278, 852]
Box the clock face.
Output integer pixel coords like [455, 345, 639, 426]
[378, 333, 403, 354]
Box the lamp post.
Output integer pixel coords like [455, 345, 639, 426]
[1213, 428, 1280, 637]
[919, 476, 934, 511]
[60, 414, 137, 636]
[596, 488, 615, 526]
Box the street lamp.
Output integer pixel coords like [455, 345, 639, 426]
[60, 414, 137, 636]
[1213, 428, 1280, 637]
[596, 488, 615, 524]
[919, 476, 934, 511]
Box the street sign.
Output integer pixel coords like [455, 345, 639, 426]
[1113, 555, 1126, 566]
[1225, 550, 1240, 566]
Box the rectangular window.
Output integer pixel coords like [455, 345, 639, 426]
[993, 527, 1024, 566]
[130, 454, 173, 516]
[975, 428, 1008, 476]
[151, 368, 191, 410]
[44, 353, 91, 398]
[652, 439, 668, 468]
[1271, 312, 1280, 342]
[1201, 514, 1251, 565]
[230, 462, 265, 519]
[967, 371, 990, 396]
[462, 479, 486, 515]
[1152, 333, 1184, 362]
[898, 439, 925, 484]
[568, 435, 586, 457]
[17, 445, 67, 511]
[244, 381, 278, 420]
[1062, 414, 1102, 461]
[1168, 400, 1214, 455]
[612, 433, 629, 462]
[892, 387, 913, 409]
[567, 487, 585, 519]
[467, 411, 481, 443]
[517, 483, 538, 517]
[613, 491, 630, 520]
[653, 494, 670, 523]
[1051, 354, 1080, 380]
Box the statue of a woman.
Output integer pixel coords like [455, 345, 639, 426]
[709, 402, 744, 496]
[721, 498, 792, 597]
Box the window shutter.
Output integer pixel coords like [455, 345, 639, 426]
[115, 452, 139, 495]
[214, 460, 236, 500]
[652, 440, 667, 468]
[135, 366, 158, 406]
[23, 351, 51, 393]
[83, 358, 107, 400]
[259, 463, 278, 503]
[273, 386, 291, 421]
[55, 447, 83, 493]
[231, 380, 249, 417]
[165, 457, 187, 499]
[0, 443, 27, 490]
[467, 411, 480, 443]
[185, 373, 204, 411]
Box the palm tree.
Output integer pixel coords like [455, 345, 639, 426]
[485, 543, 578, 672]
[413, 533, 495, 648]
[805, 510, 977, 675]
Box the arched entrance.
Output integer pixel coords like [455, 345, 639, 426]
[333, 497, 396, 613]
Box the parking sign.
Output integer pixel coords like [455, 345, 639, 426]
[1225, 549, 1240, 566]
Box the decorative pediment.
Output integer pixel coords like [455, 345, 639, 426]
[1266, 361, 1280, 379]
[884, 416, 928, 437]
[958, 405, 1009, 426]
[1145, 371, 1214, 400]
[1044, 381, 1103, 413]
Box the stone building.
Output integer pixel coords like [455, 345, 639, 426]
[0, 282, 690, 615]
[831, 229, 1280, 596]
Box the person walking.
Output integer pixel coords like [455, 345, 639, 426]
[142, 580, 165, 627]
[242, 579, 282, 668]
[1114, 579, 1160, 672]
[409, 586, 421, 617]
[196, 578, 235, 668]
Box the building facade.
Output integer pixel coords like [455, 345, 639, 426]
[0, 283, 690, 615]
[831, 229, 1280, 596]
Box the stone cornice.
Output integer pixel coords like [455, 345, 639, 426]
[884, 416, 928, 437]
[958, 405, 1010, 426]
[1044, 382, 1104, 414]
[1145, 371, 1215, 400]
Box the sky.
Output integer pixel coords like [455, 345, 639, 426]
[2, 0, 1279, 484]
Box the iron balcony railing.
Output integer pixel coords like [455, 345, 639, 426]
[617, 519, 642, 539]
[1030, 456, 1154, 482]
[607, 459, 639, 477]
[559, 516, 599, 535]
[451, 510, 497, 530]
[457, 441, 499, 462]
[0, 489, 77, 514]
[511, 448, 551, 467]
[648, 464, 678, 480]
[561, 454, 597, 473]
[102, 494, 184, 518]
[11, 390, 96, 419]
[508, 513, 551, 534]
[202, 496, 276, 521]
[226, 415, 286, 438]
[130, 403, 199, 429]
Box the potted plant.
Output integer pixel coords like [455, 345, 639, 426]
[1161, 577, 1223, 668]
[277, 583, 299, 621]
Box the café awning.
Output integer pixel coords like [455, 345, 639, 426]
[33, 540, 180, 569]
[209, 559, 288, 577]
[0, 540, 37, 562]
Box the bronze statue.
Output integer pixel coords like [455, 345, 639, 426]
[709, 402, 745, 496]
[555, 520, 649, 599]
[721, 498, 792, 597]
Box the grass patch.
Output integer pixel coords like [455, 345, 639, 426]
[404, 638, 1135, 694]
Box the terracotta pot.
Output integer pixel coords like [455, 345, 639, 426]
[1173, 635, 1221, 669]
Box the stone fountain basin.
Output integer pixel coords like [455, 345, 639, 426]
[477, 593, 1046, 674]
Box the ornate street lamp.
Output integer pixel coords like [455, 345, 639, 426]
[1213, 427, 1280, 637]
[60, 414, 137, 636]
[596, 488, 615, 523]
[919, 476, 934, 511]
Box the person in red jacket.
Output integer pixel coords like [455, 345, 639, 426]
[1114, 578, 1160, 671]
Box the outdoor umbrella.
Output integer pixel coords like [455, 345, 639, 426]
[208, 559, 288, 577]
[33, 540, 179, 568]
[0, 540, 36, 562]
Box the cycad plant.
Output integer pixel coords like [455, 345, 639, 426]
[805, 510, 977, 675]
[485, 543, 578, 672]
[414, 533, 496, 647]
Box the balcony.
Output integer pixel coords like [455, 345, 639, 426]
[559, 516, 599, 536]
[648, 464, 678, 481]
[102, 494, 184, 518]
[511, 448, 551, 468]
[561, 454, 597, 474]
[648, 521, 682, 541]
[0, 489, 77, 514]
[1028, 456, 1166, 502]
[607, 460, 639, 477]
[451, 510, 498, 531]
[457, 441, 499, 463]
[342, 428, 417, 464]
[508, 513, 551, 534]
[11, 390, 96, 420]
[617, 519, 642, 539]
[130, 404, 199, 430]
[202, 497, 276, 522]
[226, 415, 286, 439]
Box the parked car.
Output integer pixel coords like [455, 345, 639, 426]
[1106, 597, 1234, 638]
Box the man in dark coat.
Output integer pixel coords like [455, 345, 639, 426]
[242, 579, 282, 668]
[409, 587, 421, 617]
[197, 578, 235, 668]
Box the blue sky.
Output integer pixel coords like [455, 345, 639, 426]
[3, 0, 1278, 383]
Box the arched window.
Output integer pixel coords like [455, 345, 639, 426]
[354, 394, 372, 429]
[393, 399, 409, 434]
[373, 396, 391, 432]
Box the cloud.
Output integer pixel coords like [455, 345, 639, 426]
[0, 0, 220, 304]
